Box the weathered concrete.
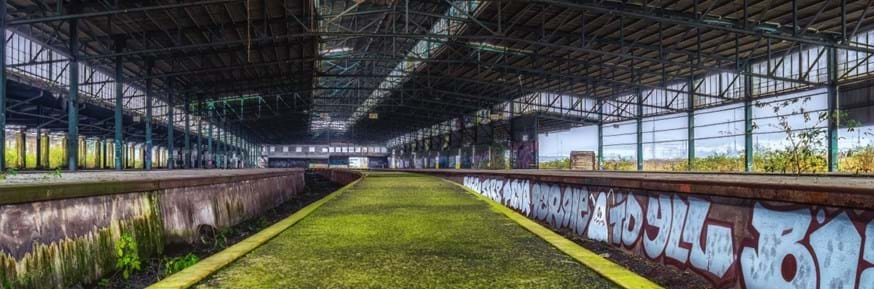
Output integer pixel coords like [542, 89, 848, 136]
[397, 169, 874, 289]
[0, 169, 304, 289]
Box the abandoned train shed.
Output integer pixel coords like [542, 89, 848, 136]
[1, 1, 874, 289]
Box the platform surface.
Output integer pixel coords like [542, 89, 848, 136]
[194, 172, 620, 289]
[0, 168, 296, 185]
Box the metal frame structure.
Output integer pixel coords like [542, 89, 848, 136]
[2, 0, 874, 172]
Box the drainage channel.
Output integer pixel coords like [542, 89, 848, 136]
[88, 171, 342, 289]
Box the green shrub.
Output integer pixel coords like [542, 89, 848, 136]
[115, 233, 141, 279]
[539, 158, 570, 169]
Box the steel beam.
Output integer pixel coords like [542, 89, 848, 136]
[9, 0, 241, 26]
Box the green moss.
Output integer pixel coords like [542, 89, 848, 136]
[0, 192, 164, 289]
[197, 173, 618, 289]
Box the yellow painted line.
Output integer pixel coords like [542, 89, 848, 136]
[444, 179, 664, 289]
[148, 175, 364, 289]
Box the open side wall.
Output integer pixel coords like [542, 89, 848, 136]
[404, 169, 874, 289]
[0, 169, 305, 289]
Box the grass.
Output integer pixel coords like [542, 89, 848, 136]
[195, 172, 618, 289]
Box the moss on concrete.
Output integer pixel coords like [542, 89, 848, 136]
[0, 192, 164, 289]
[196, 172, 618, 289]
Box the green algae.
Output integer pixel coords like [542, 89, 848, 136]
[196, 172, 619, 289]
[0, 192, 164, 289]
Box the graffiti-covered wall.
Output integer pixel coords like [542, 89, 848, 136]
[460, 175, 874, 289]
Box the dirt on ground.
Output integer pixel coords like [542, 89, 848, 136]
[554, 227, 713, 289]
[83, 171, 341, 289]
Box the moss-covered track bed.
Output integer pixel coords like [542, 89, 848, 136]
[195, 172, 619, 289]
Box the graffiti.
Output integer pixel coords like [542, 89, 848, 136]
[461, 175, 874, 289]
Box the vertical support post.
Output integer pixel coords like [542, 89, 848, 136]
[18, 128, 25, 169]
[688, 78, 696, 171]
[197, 97, 203, 168]
[636, 90, 644, 171]
[114, 39, 124, 170]
[67, 3, 80, 171]
[216, 109, 221, 169]
[144, 58, 153, 170]
[167, 80, 175, 170]
[597, 99, 603, 170]
[744, 65, 754, 172]
[0, 2, 6, 172]
[207, 102, 214, 168]
[184, 96, 190, 169]
[42, 133, 49, 169]
[35, 128, 41, 169]
[827, 47, 840, 172]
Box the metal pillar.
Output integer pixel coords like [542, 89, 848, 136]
[597, 100, 603, 170]
[184, 96, 190, 168]
[827, 47, 840, 172]
[197, 98, 203, 168]
[636, 90, 644, 171]
[207, 102, 214, 168]
[18, 128, 25, 168]
[744, 65, 754, 172]
[114, 39, 124, 170]
[167, 81, 175, 170]
[35, 128, 41, 169]
[0, 3, 6, 171]
[67, 6, 80, 172]
[144, 58, 153, 171]
[687, 79, 695, 171]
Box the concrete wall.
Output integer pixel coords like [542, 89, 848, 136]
[314, 169, 361, 186]
[0, 169, 304, 289]
[419, 170, 874, 289]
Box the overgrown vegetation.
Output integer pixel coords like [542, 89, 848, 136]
[163, 253, 200, 277]
[603, 156, 635, 171]
[195, 173, 618, 289]
[0, 168, 17, 181]
[539, 158, 570, 169]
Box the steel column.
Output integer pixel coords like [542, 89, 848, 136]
[144, 58, 153, 171]
[687, 79, 695, 171]
[744, 65, 754, 172]
[66, 6, 80, 172]
[114, 40, 125, 170]
[197, 97, 203, 168]
[636, 90, 643, 171]
[0, 2, 6, 171]
[827, 47, 840, 172]
[167, 81, 175, 170]
[597, 100, 603, 170]
[207, 102, 214, 168]
[184, 96, 191, 169]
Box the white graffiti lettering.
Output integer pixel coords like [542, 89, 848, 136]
[741, 204, 816, 289]
[644, 194, 672, 259]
